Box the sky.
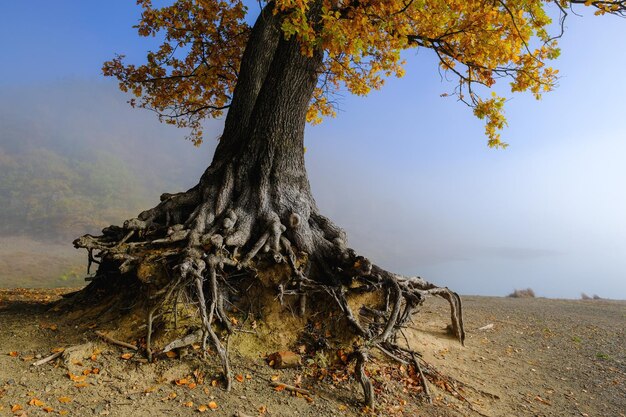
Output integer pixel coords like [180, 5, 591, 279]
[1, 1, 625, 299]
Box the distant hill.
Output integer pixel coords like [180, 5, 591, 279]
[0, 79, 220, 241]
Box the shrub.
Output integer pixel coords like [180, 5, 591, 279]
[507, 288, 535, 298]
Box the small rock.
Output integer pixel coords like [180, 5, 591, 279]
[267, 351, 301, 369]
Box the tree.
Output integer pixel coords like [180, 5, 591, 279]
[73, 0, 625, 408]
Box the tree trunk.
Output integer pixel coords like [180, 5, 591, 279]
[72, 4, 465, 407]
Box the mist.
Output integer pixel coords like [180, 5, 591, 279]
[1, 74, 624, 299]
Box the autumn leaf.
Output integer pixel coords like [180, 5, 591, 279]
[174, 378, 189, 386]
[235, 374, 244, 383]
[198, 404, 208, 412]
[29, 398, 44, 406]
[8, 351, 18, 357]
[165, 351, 177, 358]
[11, 404, 22, 412]
[67, 372, 86, 382]
[208, 401, 218, 409]
[183, 401, 194, 407]
[58, 397, 72, 403]
[51, 347, 65, 353]
[43, 406, 54, 413]
[74, 383, 89, 388]
[59, 410, 69, 415]
[120, 353, 133, 360]
[274, 384, 286, 392]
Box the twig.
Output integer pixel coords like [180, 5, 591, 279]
[270, 381, 311, 395]
[95, 330, 138, 351]
[32, 350, 64, 366]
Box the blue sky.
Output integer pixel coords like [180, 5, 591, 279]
[1, 2, 625, 298]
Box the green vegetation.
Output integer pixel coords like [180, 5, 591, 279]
[0, 146, 149, 240]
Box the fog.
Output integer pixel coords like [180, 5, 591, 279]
[0, 2, 625, 298]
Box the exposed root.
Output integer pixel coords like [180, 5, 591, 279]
[354, 348, 375, 410]
[73, 183, 465, 408]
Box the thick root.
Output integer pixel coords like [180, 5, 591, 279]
[73, 184, 465, 408]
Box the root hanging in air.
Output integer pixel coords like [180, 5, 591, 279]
[73, 176, 465, 408]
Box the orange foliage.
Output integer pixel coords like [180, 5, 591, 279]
[104, 0, 625, 147]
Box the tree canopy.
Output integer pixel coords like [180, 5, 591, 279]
[104, 0, 625, 148]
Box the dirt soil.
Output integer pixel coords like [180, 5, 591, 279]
[0, 289, 624, 417]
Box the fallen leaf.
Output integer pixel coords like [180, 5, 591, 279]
[59, 411, 69, 416]
[29, 398, 44, 407]
[165, 351, 177, 358]
[74, 383, 88, 388]
[51, 347, 65, 353]
[246, 374, 252, 380]
[42, 406, 54, 413]
[208, 401, 218, 410]
[198, 404, 208, 412]
[168, 392, 177, 400]
[174, 378, 189, 386]
[188, 382, 197, 389]
[274, 384, 286, 392]
[211, 379, 218, 387]
[58, 397, 72, 404]
[8, 351, 19, 357]
[235, 374, 244, 383]
[183, 401, 193, 407]
[258, 405, 267, 414]
[120, 353, 133, 360]
[270, 375, 279, 382]
[11, 404, 22, 412]
[67, 373, 86, 382]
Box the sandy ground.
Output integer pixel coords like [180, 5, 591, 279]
[0, 289, 624, 417]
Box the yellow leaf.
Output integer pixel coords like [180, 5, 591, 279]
[8, 351, 18, 357]
[198, 404, 208, 412]
[58, 397, 72, 403]
[208, 401, 218, 409]
[235, 374, 244, 383]
[11, 404, 22, 412]
[183, 401, 194, 407]
[165, 351, 177, 358]
[43, 406, 54, 413]
[120, 353, 133, 360]
[60, 410, 69, 415]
